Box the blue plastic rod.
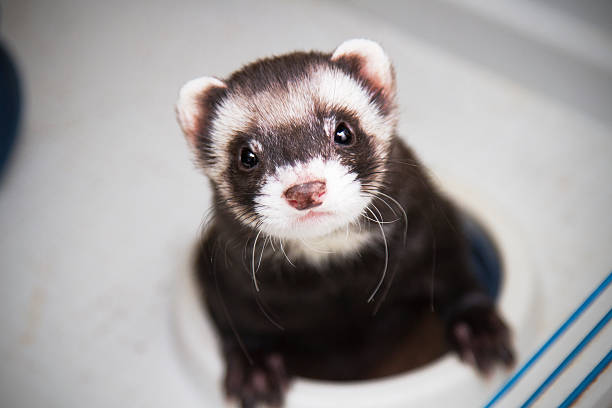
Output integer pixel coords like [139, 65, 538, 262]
[521, 307, 612, 407]
[558, 348, 612, 408]
[483, 271, 612, 408]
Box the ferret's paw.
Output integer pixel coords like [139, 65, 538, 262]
[446, 301, 515, 375]
[224, 351, 290, 408]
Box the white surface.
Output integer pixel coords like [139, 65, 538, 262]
[446, 0, 612, 72]
[1, 1, 611, 407]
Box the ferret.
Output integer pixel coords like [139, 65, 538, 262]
[176, 39, 514, 408]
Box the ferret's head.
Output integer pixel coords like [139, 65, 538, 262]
[177, 39, 398, 240]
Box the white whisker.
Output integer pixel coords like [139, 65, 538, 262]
[257, 235, 269, 272]
[375, 191, 408, 244]
[279, 239, 295, 267]
[371, 194, 398, 218]
[251, 229, 263, 292]
[269, 237, 276, 252]
[361, 214, 397, 224]
[364, 199, 400, 224]
[364, 207, 388, 303]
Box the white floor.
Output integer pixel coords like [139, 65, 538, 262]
[1, 1, 611, 407]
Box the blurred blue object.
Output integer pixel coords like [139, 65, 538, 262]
[0, 40, 21, 182]
[463, 214, 502, 300]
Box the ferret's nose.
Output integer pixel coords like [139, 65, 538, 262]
[283, 181, 326, 211]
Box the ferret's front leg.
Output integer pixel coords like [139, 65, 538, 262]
[221, 337, 291, 408]
[443, 293, 515, 374]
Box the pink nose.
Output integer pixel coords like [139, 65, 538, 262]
[283, 181, 326, 211]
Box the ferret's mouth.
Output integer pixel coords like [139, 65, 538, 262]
[296, 210, 333, 223]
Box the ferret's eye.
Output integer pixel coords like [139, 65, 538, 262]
[334, 123, 353, 145]
[239, 147, 258, 170]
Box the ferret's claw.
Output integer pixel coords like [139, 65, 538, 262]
[224, 350, 290, 408]
[447, 303, 515, 375]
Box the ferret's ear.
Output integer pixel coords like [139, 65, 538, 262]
[331, 39, 395, 101]
[176, 77, 227, 149]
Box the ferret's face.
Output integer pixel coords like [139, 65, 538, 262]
[177, 40, 397, 240]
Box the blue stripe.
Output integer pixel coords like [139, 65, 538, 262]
[484, 271, 612, 408]
[559, 348, 612, 408]
[521, 307, 612, 407]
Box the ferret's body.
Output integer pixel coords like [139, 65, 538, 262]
[196, 139, 469, 380]
[177, 40, 513, 407]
